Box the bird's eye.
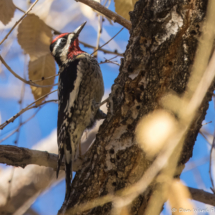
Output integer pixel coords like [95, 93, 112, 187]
[61, 38, 66, 43]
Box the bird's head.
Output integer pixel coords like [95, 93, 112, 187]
[50, 22, 86, 66]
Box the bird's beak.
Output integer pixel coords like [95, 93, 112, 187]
[69, 21, 87, 44]
[73, 21, 87, 36]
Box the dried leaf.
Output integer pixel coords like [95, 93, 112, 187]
[28, 53, 56, 105]
[168, 180, 193, 215]
[0, 0, 16, 25]
[114, 0, 134, 20]
[18, 14, 52, 61]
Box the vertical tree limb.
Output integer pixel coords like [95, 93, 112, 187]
[60, 0, 213, 214]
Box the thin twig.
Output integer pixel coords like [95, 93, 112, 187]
[202, 121, 212, 126]
[0, 0, 39, 46]
[100, 59, 120, 66]
[0, 109, 41, 144]
[75, 0, 131, 30]
[100, 56, 120, 66]
[33, 74, 59, 82]
[0, 90, 57, 130]
[0, 55, 57, 88]
[29, 99, 58, 109]
[80, 41, 123, 56]
[91, 28, 124, 56]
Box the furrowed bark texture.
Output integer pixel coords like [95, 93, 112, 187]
[60, 0, 212, 214]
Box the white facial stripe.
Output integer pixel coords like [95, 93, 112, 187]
[52, 38, 62, 55]
[60, 34, 74, 64]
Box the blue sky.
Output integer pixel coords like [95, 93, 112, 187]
[0, 0, 214, 214]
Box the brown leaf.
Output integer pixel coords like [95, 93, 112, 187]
[0, 0, 16, 25]
[28, 53, 56, 105]
[114, 0, 133, 21]
[168, 179, 194, 215]
[17, 14, 52, 61]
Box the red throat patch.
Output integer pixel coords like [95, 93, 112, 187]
[67, 38, 85, 59]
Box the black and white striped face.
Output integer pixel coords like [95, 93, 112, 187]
[50, 33, 75, 66]
[50, 22, 87, 66]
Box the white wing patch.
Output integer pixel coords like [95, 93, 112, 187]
[67, 65, 83, 117]
[64, 144, 71, 164]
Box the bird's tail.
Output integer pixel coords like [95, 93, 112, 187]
[56, 145, 64, 178]
[65, 161, 72, 202]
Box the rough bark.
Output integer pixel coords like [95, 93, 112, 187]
[60, 0, 213, 214]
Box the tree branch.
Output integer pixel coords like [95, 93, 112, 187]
[2, 144, 215, 209]
[188, 187, 215, 206]
[75, 0, 132, 30]
[0, 145, 63, 170]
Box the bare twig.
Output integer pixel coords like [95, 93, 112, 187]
[33, 74, 59, 82]
[0, 55, 58, 88]
[29, 99, 58, 109]
[0, 0, 39, 46]
[100, 59, 120, 66]
[0, 109, 41, 144]
[0, 91, 58, 130]
[75, 0, 131, 30]
[91, 28, 124, 56]
[80, 41, 123, 56]
[183, 156, 209, 172]
[202, 121, 212, 126]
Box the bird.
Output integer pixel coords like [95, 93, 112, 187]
[50, 22, 105, 202]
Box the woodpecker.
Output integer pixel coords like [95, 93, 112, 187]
[50, 22, 104, 202]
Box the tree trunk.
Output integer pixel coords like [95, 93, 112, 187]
[60, 0, 213, 214]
